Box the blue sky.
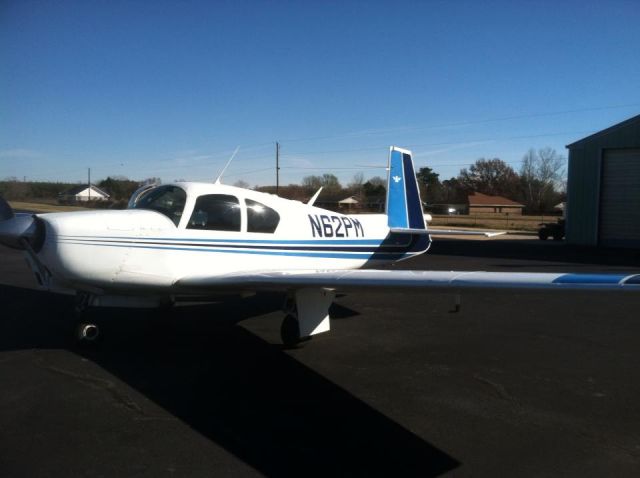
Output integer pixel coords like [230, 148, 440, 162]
[1, 0, 639, 186]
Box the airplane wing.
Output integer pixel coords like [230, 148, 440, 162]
[427, 230, 506, 237]
[174, 269, 640, 293]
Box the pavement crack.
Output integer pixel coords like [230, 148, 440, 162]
[42, 363, 144, 414]
[31, 354, 175, 422]
[473, 374, 516, 402]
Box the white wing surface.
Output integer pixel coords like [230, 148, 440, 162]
[174, 269, 640, 292]
[427, 230, 506, 237]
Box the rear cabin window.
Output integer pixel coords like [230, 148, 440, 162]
[130, 185, 186, 226]
[246, 199, 280, 233]
[188, 194, 241, 231]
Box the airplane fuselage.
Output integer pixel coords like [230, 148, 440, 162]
[2, 146, 637, 346]
[34, 182, 430, 296]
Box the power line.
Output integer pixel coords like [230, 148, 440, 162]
[277, 102, 640, 145]
[6, 101, 632, 181]
[279, 130, 591, 161]
[221, 167, 275, 179]
[279, 166, 381, 171]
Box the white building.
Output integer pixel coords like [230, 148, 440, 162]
[62, 185, 111, 202]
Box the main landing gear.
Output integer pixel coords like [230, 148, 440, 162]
[279, 288, 335, 347]
[69, 288, 335, 347]
[280, 314, 301, 348]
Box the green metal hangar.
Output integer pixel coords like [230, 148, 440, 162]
[566, 114, 640, 248]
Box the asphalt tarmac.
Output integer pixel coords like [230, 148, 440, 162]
[1, 238, 639, 477]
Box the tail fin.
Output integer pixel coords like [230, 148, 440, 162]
[386, 146, 427, 234]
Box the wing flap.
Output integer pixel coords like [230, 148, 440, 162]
[174, 269, 640, 293]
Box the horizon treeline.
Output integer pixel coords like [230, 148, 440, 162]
[1, 147, 566, 213]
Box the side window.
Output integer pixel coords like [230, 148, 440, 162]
[188, 194, 241, 231]
[246, 199, 280, 233]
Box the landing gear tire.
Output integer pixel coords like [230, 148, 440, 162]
[280, 314, 301, 348]
[77, 323, 100, 342]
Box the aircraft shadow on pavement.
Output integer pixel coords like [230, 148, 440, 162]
[0, 284, 459, 477]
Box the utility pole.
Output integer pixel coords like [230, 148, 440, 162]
[276, 141, 280, 195]
[88, 167, 91, 201]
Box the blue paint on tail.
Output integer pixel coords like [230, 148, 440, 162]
[386, 147, 427, 233]
[387, 149, 408, 229]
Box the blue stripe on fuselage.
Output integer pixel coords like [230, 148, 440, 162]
[57, 233, 431, 260]
[58, 235, 384, 246]
[58, 240, 419, 260]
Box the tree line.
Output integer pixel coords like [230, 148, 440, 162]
[260, 147, 565, 213]
[418, 147, 566, 212]
[1, 147, 565, 213]
[0, 176, 146, 207]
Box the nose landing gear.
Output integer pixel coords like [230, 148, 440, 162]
[73, 292, 100, 343]
[77, 323, 100, 341]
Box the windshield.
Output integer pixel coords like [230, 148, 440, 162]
[129, 185, 186, 226]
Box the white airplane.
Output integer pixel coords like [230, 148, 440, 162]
[1, 146, 638, 346]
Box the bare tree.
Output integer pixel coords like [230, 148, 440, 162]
[233, 179, 249, 189]
[348, 172, 365, 188]
[302, 175, 323, 191]
[302, 174, 341, 191]
[348, 172, 365, 196]
[142, 177, 162, 186]
[520, 148, 565, 212]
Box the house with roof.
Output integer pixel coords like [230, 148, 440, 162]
[467, 192, 524, 215]
[338, 195, 360, 211]
[60, 185, 111, 202]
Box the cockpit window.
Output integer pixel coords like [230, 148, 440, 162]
[188, 194, 241, 231]
[246, 199, 280, 233]
[129, 185, 186, 226]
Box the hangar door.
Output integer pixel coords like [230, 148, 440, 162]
[599, 149, 640, 247]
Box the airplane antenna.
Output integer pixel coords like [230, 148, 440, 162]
[276, 141, 280, 195]
[214, 146, 240, 184]
[307, 187, 323, 206]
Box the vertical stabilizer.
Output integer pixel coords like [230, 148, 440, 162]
[386, 146, 427, 234]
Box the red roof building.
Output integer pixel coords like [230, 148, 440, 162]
[467, 192, 525, 215]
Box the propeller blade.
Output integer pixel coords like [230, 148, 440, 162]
[0, 197, 37, 249]
[0, 196, 14, 221]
